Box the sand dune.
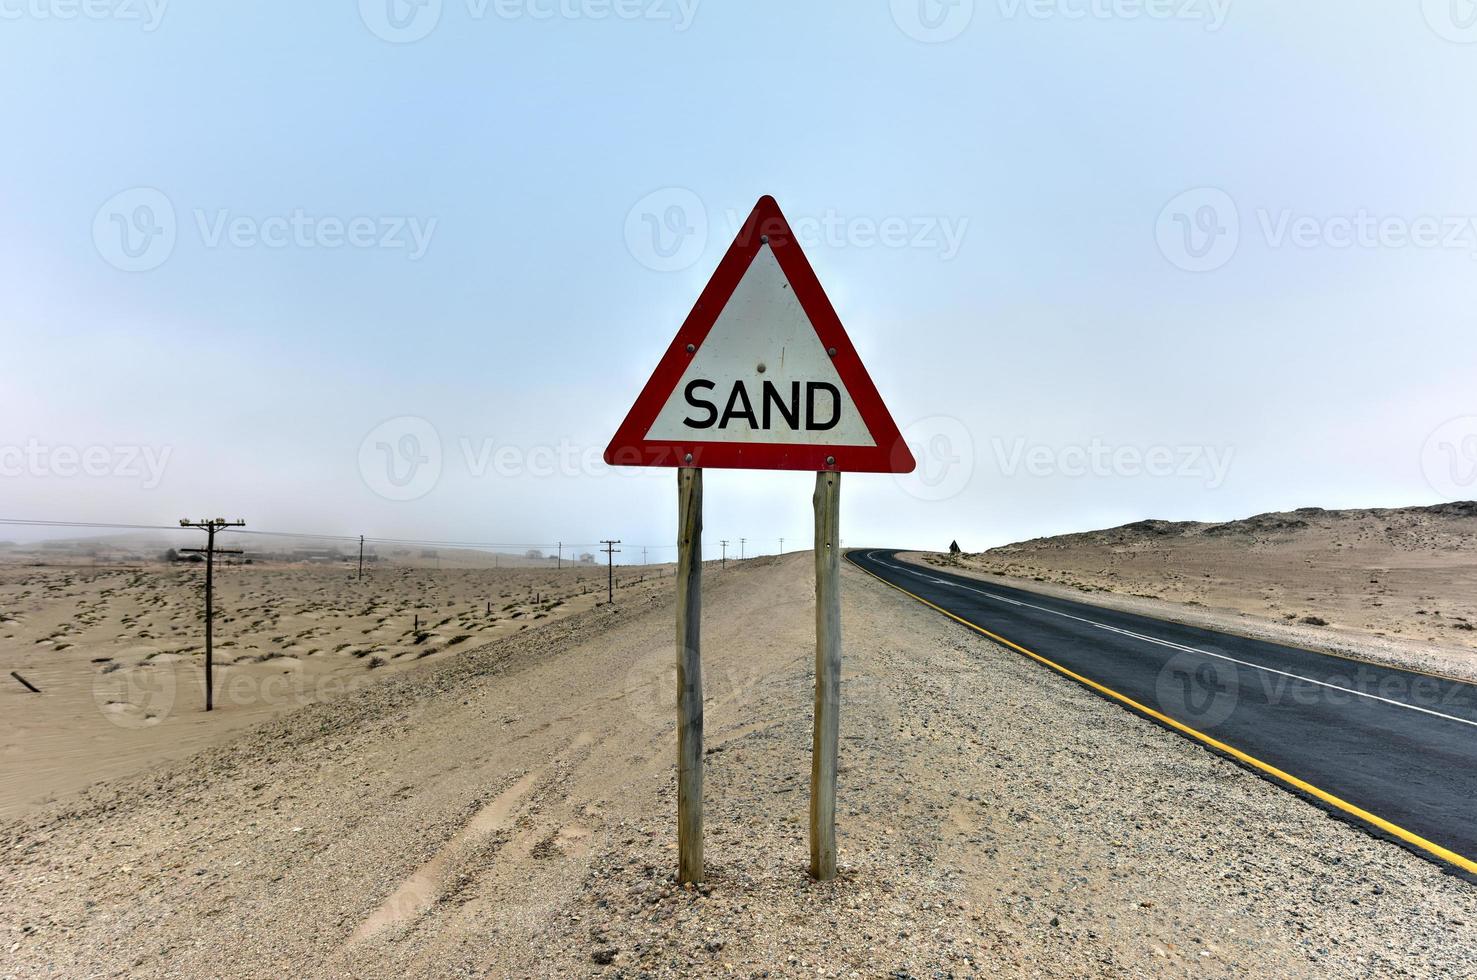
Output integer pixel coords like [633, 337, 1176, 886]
[0, 558, 670, 818]
[924, 502, 1477, 680]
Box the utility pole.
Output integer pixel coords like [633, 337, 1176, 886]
[740, 537, 746, 560]
[779, 537, 784, 555]
[358, 534, 365, 580]
[179, 518, 246, 712]
[601, 540, 621, 603]
[642, 546, 648, 566]
[719, 539, 728, 568]
[557, 541, 562, 570]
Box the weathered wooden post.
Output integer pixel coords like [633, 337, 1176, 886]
[810, 470, 841, 879]
[675, 466, 705, 883]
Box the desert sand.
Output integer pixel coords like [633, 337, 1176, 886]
[924, 502, 1477, 682]
[1, 555, 668, 818]
[2, 553, 1473, 977]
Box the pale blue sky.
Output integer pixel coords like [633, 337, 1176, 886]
[3, 2, 1476, 557]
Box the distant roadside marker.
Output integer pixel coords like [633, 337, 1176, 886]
[605, 195, 915, 883]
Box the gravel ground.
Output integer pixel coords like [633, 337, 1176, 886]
[2, 554, 1474, 978]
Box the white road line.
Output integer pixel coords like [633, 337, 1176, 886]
[862, 552, 1477, 730]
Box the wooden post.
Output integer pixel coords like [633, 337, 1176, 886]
[675, 466, 704, 883]
[810, 470, 841, 880]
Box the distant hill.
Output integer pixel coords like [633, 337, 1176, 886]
[938, 502, 1477, 658]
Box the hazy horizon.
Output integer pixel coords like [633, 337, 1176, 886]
[5, 4, 1477, 558]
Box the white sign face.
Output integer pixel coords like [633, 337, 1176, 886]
[644, 245, 876, 447]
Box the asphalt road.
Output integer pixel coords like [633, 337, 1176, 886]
[848, 549, 1477, 876]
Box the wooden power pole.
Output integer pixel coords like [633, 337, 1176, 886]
[179, 518, 246, 712]
[719, 539, 728, 568]
[601, 540, 621, 603]
[358, 534, 365, 580]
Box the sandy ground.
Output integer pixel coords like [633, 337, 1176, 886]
[929, 502, 1477, 682]
[2, 553, 1474, 978]
[0, 560, 669, 818]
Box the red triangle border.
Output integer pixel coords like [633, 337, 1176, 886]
[604, 196, 916, 474]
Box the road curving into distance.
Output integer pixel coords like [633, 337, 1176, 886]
[848, 549, 1477, 878]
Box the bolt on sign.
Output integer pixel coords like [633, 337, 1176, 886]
[606, 195, 915, 884]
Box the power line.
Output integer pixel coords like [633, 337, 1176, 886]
[0, 517, 691, 559]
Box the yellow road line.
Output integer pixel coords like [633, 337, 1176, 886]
[846, 553, 1477, 877]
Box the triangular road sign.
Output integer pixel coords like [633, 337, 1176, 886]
[606, 196, 916, 473]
